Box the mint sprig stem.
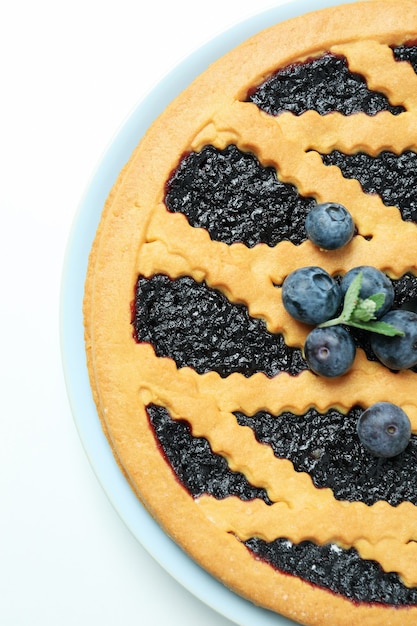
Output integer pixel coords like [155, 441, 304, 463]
[318, 271, 404, 337]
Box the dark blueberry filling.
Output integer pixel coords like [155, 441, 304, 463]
[392, 43, 417, 72]
[393, 273, 417, 307]
[133, 274, 306, 377]
[141, 44, 417, 605]
[146, 404, 271, 503]
[146, 404, 417, 605]
[244, 538, 417, 606]
[321, 150, 417, 223]
[246, 53, 404, 116]
[235, 407, 417, 506]
[165, 145, 315, 247]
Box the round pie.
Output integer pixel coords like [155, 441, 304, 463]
[83, 2, 417, 624]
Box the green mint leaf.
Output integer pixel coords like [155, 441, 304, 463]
[367, 293, 385, 311]
[348, 319, 405, 336]
[318, 271, 363, 328]
[341, 271, 362, 320]
[318, 272, 404, 337]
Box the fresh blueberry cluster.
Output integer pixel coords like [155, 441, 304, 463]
[282, 263, 417, 377]
[282, 264, 417, 377]
[281, 202, 416, 457]
[282, 203, 417, 376]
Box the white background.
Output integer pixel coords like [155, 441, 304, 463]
[0, 1, 306, 625]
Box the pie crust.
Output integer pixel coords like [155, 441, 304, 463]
[84, 2, 417, 624]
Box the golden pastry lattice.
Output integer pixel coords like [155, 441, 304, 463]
[134, 41, 417, 586]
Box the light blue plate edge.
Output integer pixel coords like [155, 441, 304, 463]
[60, 1, 351, 625]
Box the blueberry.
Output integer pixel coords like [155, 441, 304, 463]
[370, 310, 417, 370]
[282, 267, 341, 325]
[340, 266, 394, 318]
[305, 202, 355, 250]
[304, 326, 356, 377]
[357, 402, 411, 458]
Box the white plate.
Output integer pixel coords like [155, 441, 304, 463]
[61, 1, 349, 624]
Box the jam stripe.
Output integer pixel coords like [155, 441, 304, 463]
[321, 150, 417, 224]
[235, 407, 417, 506]
[165, 144, 316, 248]
[244, 537, 417, 606]
[146, 404, 272, 503]
[134, 274, 306, 377]
[196, 494, 417, 587]
[246, 52, 403, 116]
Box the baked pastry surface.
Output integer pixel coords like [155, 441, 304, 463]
[84, 2, 417, 624]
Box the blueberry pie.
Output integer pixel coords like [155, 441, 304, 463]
[84, 2, 417, 624]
